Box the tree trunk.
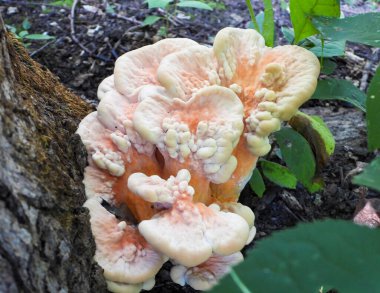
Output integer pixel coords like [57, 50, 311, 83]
[0, 16, 106, 292]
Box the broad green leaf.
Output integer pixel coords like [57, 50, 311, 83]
[289, 112, 335, 171]
[23, 34, 55, 40]
[289, 0, 340, 43]
[143, 15, 161, 26]
[261, 161, 297, 189]
[212, 220, 380, 293]
[312, 78, 367, 112]
[177, 1, 213, 10]
[320, 58, 336, 74]
[274, 127, 316, 187]
[367, 66, 380, 151]
[22, 18, 31, 30]
[353, 157, 380, 192]
[249, 168, 266, 197]
[281, 27, 345, 57]
[281, 27, 344, 57]
[308, 36, 345, 57]
[313, 13, 380, 47]
[262, 0, 274, 47]
[146, 0, 172, 9]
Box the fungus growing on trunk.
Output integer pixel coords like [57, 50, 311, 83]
[77, 27, 319, 292]
[170, 252, 244, 290]
[83, 198, 166, 290]
[128, 170, 250, 267]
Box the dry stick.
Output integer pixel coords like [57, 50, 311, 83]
[360, 48, 380, 91]
[113, 14, 143, 26]
[29, 38, 58, 57]
[70, 0, 94, 56]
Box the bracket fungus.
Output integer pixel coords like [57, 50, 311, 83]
[77, 27, 319, 291]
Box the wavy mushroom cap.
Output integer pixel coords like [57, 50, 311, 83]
[128, 170, 250, 267]
[170, 252, 244, 290]
[83, 198, 166, 285]
[114, 38, 198, 102]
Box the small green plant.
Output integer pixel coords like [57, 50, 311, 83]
[143, 0, 216, 36]
[6, 18, 55, 47]
[246, 0, 380, 197]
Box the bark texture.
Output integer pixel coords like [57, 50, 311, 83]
[0, 18, 107, 292]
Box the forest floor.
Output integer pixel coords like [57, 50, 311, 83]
[1, 0, 380, 291]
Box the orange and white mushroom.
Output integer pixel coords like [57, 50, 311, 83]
[78, 26, 319, 292]
[170, 252, 244, 291]
[83, 198, 167, 289]
[128, 169, 250, 267]
[133, 85, 244, 203]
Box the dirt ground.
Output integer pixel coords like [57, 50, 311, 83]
[1, 0, 380, 291]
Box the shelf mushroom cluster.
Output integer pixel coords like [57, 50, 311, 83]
[77, 27, 320, 292]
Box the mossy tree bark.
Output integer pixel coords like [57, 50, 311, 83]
[0, 17, 106, 292]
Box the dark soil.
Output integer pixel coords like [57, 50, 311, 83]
[1, 0, 380, 292]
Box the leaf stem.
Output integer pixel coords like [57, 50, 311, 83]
[245, 0, 260, 32]
[230, 269, 252, 293]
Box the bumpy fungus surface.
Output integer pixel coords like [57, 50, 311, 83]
[77, 27, 319, 291]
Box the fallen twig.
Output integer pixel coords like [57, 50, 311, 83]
[29, 38, 59, 57]
[360, 48, 379, 91]
[69, 0, 111, 62]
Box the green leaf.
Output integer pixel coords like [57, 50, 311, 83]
[367, 66, 380, 151]
[158, 26, 168, 37]
[313, 13, 380, 47]
[146, 0, 172, 9]
[248, 12, 264, 33]
[177, 0, 213, 10]
[281, 27, 294, 44]
[353, 157, 380, 192]
[249, 168, 266, 197]
[289, 111, 335, 171]
[143, 15, 161, 26]
[305, 177, 324, 193]
[22, 18, 31, 30]
[312, 78, 367, 112]
[289, 0, 340, 43]
[261, 161, 297, 189]
[5, 24, 17, 34]
[212, 220, 380, 293]
[274, 127, 316, 187]
[18, 30, 29, 38]
[23, 34, 55, 40]
[281, 27, 344, 57]
[106, 4, 116, 14]
[308, 36, 345, 57]
[50, 0, 73, 7]
[262, 0, 274, 47]
[320, 58, 336, 74]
